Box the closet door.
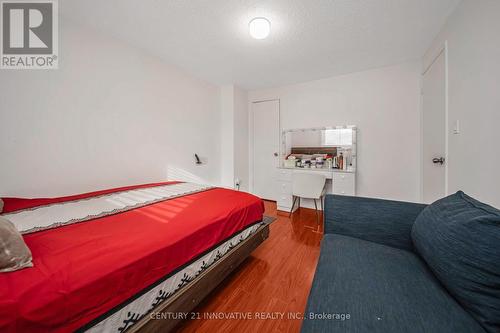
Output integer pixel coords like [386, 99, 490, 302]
[251, 100, 280, 201]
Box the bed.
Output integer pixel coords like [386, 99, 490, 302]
[0, 181, 270, 333]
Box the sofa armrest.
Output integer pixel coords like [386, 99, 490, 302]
[324, 195, 427, 251]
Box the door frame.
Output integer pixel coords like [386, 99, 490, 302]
[420, 41, 449, 202]
[248, 98, 281, 195]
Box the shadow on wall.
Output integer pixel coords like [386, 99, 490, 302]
[166, 165, 209, 185]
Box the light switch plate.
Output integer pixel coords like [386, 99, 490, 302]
[453, 120, 460, 134]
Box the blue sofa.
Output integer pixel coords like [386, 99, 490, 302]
[302, 192, 500, 333]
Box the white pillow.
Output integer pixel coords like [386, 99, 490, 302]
[0, 216, 33, 272]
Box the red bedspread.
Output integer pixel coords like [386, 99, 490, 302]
[0, 182, 264, 332]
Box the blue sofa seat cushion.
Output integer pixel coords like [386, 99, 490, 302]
[411, 191, 500, 333]
[301, 234, 484, 333]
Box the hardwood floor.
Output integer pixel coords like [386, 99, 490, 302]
[176, 200, 323, 333]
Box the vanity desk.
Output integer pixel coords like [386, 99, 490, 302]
[276, 167, 356, 212]
[277, 125, 357, 213]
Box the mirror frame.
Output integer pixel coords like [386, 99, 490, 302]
[280, 125, 357, 170]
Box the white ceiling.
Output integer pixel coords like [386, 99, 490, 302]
[62, 0, 460, 90]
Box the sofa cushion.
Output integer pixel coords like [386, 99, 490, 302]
[324, 195, 426, 251]
[301, 234, 484, 333]
[412, 191, 500, 333]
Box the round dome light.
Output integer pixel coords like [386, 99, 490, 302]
[249, 17, 271, 40]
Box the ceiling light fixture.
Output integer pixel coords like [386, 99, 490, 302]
[249, 17, 271, 40]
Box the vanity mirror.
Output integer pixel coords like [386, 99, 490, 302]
[281, 126, 357, 171]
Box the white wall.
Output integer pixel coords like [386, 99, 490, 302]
[233, 86, 249, 192]
[424, 0, 500, 208]
[0, 20, 221, 197]
[249, 62, 422, 202]
[219, 85, 249, 191]
[220, 85, 235, 188]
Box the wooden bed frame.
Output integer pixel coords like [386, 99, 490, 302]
[128, 217, 274, 333]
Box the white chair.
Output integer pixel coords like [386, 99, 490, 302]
[289, 173, 327, 224]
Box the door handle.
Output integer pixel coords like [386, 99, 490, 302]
[274, 152, 278, 157]
[432, 157, 445, 165]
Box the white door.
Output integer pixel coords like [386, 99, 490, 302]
[252, 100, 280, 201]
[422, 50, 446, 203]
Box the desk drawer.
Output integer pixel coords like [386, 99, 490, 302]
[277, 194, 293, 209]
[333, 173, 355, 196]
[293, 169, 333, 179]
[277, 181, 292, 194]
[277, 169, 293, 181]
